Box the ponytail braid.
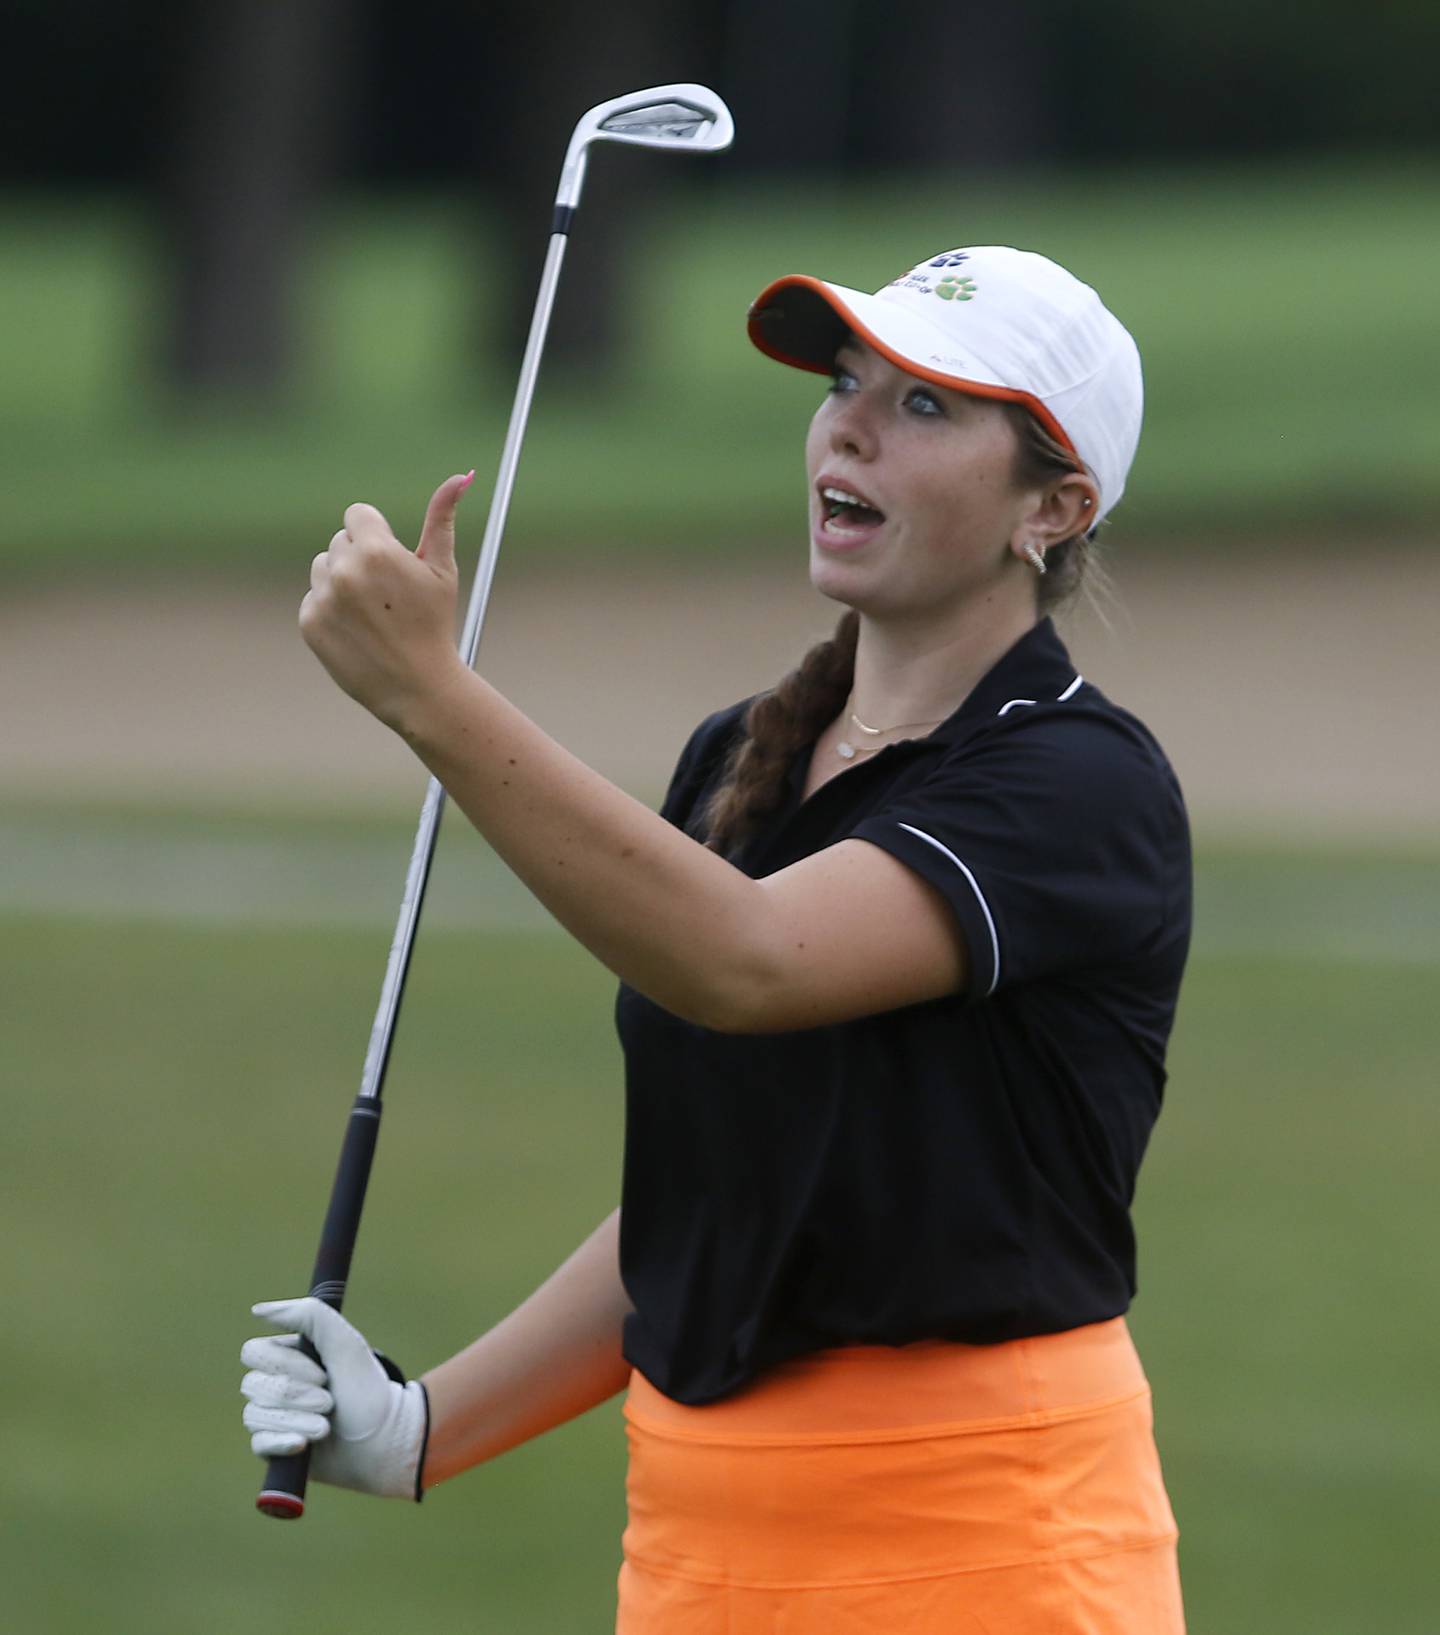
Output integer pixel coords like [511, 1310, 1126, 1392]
[703, 610, 859, 857]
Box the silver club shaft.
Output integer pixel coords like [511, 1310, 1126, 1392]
[357, 227, 572, 1101]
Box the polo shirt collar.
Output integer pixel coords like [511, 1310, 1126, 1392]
[928, 617, 1080, 746]
[774, 618, 1081, 817]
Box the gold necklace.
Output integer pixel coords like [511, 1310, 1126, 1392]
[835, 698, 948, 761]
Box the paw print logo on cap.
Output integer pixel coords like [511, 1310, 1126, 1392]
[934, 274, 977, 302]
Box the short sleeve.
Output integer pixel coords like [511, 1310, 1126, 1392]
[849, 710, 1188, 999]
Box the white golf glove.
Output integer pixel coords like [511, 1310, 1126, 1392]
[241, 1296, 429, 1502]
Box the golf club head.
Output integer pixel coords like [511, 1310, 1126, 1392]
[556, 83, 734, 211]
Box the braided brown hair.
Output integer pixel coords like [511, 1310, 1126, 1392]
[703, 405, 1100, 856]
[701, 608, 860, 856]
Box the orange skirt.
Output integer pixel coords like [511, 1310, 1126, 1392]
[617, 1318, 1184, 1634]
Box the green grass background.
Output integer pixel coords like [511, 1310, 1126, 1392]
[3, 155, 1438, 579]
[3, 154, 1434, 1627]
[1, 812, 1436, 1632]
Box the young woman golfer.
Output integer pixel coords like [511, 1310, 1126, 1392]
[242, 245, 1191, 1632]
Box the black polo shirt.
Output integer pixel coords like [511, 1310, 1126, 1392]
[616, 618, 1191, 1406]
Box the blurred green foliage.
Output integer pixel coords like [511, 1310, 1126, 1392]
[1, 824, 1436, 1632]
[1, 156, 1436, 582]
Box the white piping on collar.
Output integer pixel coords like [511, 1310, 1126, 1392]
[997, 674, 1083, 715]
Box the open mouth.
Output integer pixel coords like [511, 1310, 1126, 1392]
[819, 483, 886, 535]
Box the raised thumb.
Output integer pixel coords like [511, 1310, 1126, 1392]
[415, 469, 475, 566]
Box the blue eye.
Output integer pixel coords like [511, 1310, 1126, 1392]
[826, 367, 858, 396]
[906, 387, 943, 417]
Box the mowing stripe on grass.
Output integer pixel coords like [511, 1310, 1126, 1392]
[4, 810, 1439, 963]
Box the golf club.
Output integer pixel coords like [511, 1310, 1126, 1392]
[256, 82, 734, 1520]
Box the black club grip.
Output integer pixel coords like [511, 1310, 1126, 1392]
[256, 1096, 383, 1519]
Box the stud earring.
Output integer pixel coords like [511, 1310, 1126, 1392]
[1024, 543, 1047, 575]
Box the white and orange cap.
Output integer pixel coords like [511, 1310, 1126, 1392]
[747, 246, 1143, 525]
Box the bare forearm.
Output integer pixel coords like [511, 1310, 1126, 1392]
[399, 663, 771, 1026]
[300, 476, 969, 1041]
[419, 1210, 632, 1487]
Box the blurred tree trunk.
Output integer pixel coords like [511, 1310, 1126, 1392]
[718, 0, 858, 171]
[162, 0, 358, 404]
[854, 7, 1058, 168]
[484, 0, 696, 379]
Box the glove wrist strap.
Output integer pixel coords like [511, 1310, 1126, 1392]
[412, 1381, 431, 1504]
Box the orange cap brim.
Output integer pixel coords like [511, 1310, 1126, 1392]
[746, 274, 1080, 466]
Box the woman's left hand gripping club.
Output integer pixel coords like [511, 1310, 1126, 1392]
[301, 471, 476, 732]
